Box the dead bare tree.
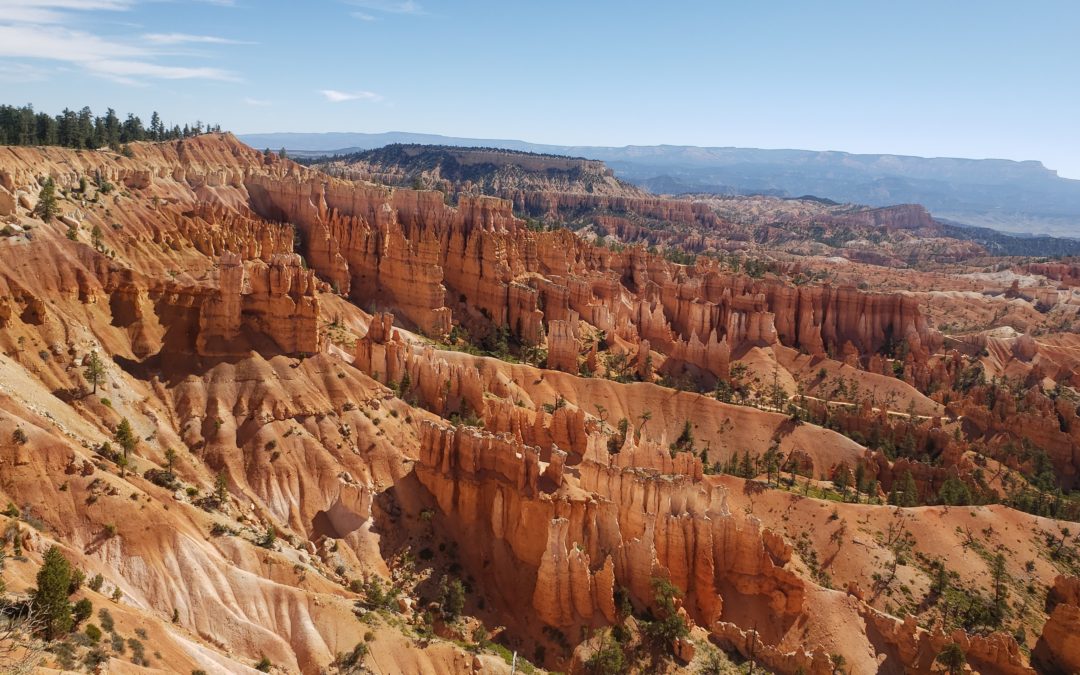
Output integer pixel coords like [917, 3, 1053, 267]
[0, 600, 46, 675]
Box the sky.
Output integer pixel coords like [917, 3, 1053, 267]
[1, 0, 1079, 177]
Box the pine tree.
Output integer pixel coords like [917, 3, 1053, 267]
[990, 553, 1008, 624]
[739, 450, 755, 479]
[91, 224, 104, 251]
[103, 108, 121, 148]
[34, 177, 59, 222]
[935, 643, 966, 675]
[854, 463, 867, 504]
[83, 350, 105, 394]
[833, 462, 852, 498]
[114, 418, 136, 477]
[35, 546, 74, 639]
[898, 468, 915, 505]
[215, 471, 229, 506]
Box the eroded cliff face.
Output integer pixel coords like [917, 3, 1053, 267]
[1034, 575, 1080, 674]
[195, 252, 322, 356]
[240, 148, 943, 374]
[413, 422, 809, 657]
[0, 134, 1060, 675]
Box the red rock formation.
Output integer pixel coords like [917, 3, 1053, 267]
[414, 422, 805, 647]
[197, 253, 322, 356]
[354, 312, 408, 384]
[545, 320, 578, 373]
[1034, 575, 1080, 674]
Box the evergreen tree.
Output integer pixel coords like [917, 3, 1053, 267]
[938, 477, 972, 506]
[0, 104, 216, 148]
[35, 546, 74, 639]
[73, 597, 93, 624]
[83, 350, 105, 394]
[990, 553, 1008, 624]
[34, 177, 59, 222]
[891, 471, 919, 507]
[103, 108, 121, 148]
[935, 643, 966, 675]
[91, 224, 104, 250]
[642, 577, 689, 653]
[833, 462, 852, 497]
[439, 575, 466, 618]
[114, 418, 137, 476]
[215, 471, 229, 506]
[854, 462, 867, 503]
[739, 450, 755, 479]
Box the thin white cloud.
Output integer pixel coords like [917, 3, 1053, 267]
[90, 58, 237, 82]
[142, 32, 253, 45]
[0, 2, 241, 84]
[351, 11, 376, 20]
[244, 97, 271, 106]
[0, 62, 50, 82]
[320, 89, 383, 103]
[346, 0, 423, 15]
[0, 0, 132, 23]
[0, 0, 133, 11]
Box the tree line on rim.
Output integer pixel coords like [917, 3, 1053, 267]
[0, 104, 222, 150]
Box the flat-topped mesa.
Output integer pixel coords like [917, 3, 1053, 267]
[414, 421, 805, 647]
[197, 252, 322, 356]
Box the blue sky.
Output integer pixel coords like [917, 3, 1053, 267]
[2, 0, 1078, 177]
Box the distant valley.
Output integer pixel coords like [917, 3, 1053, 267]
[240, 131, 1080, 238]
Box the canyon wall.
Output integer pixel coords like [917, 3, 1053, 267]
[413, 421, 805, 644]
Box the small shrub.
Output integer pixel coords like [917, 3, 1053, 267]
[85, 623, 103, 642]
[98, 604, 113, 630]
[73, 597, 94, 624]
[257, 526, 276, 549]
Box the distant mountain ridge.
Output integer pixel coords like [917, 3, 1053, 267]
[314, 143, 1080, 260]
[238, 131, 1080, 238]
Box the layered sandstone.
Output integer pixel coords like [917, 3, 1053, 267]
[414, 422, 805, 649]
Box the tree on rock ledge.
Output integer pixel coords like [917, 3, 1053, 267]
[34, 546, 73, 640]
[34, 177, 59, 223]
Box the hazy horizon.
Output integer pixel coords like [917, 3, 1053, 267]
[1, 1, 1078, 177]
